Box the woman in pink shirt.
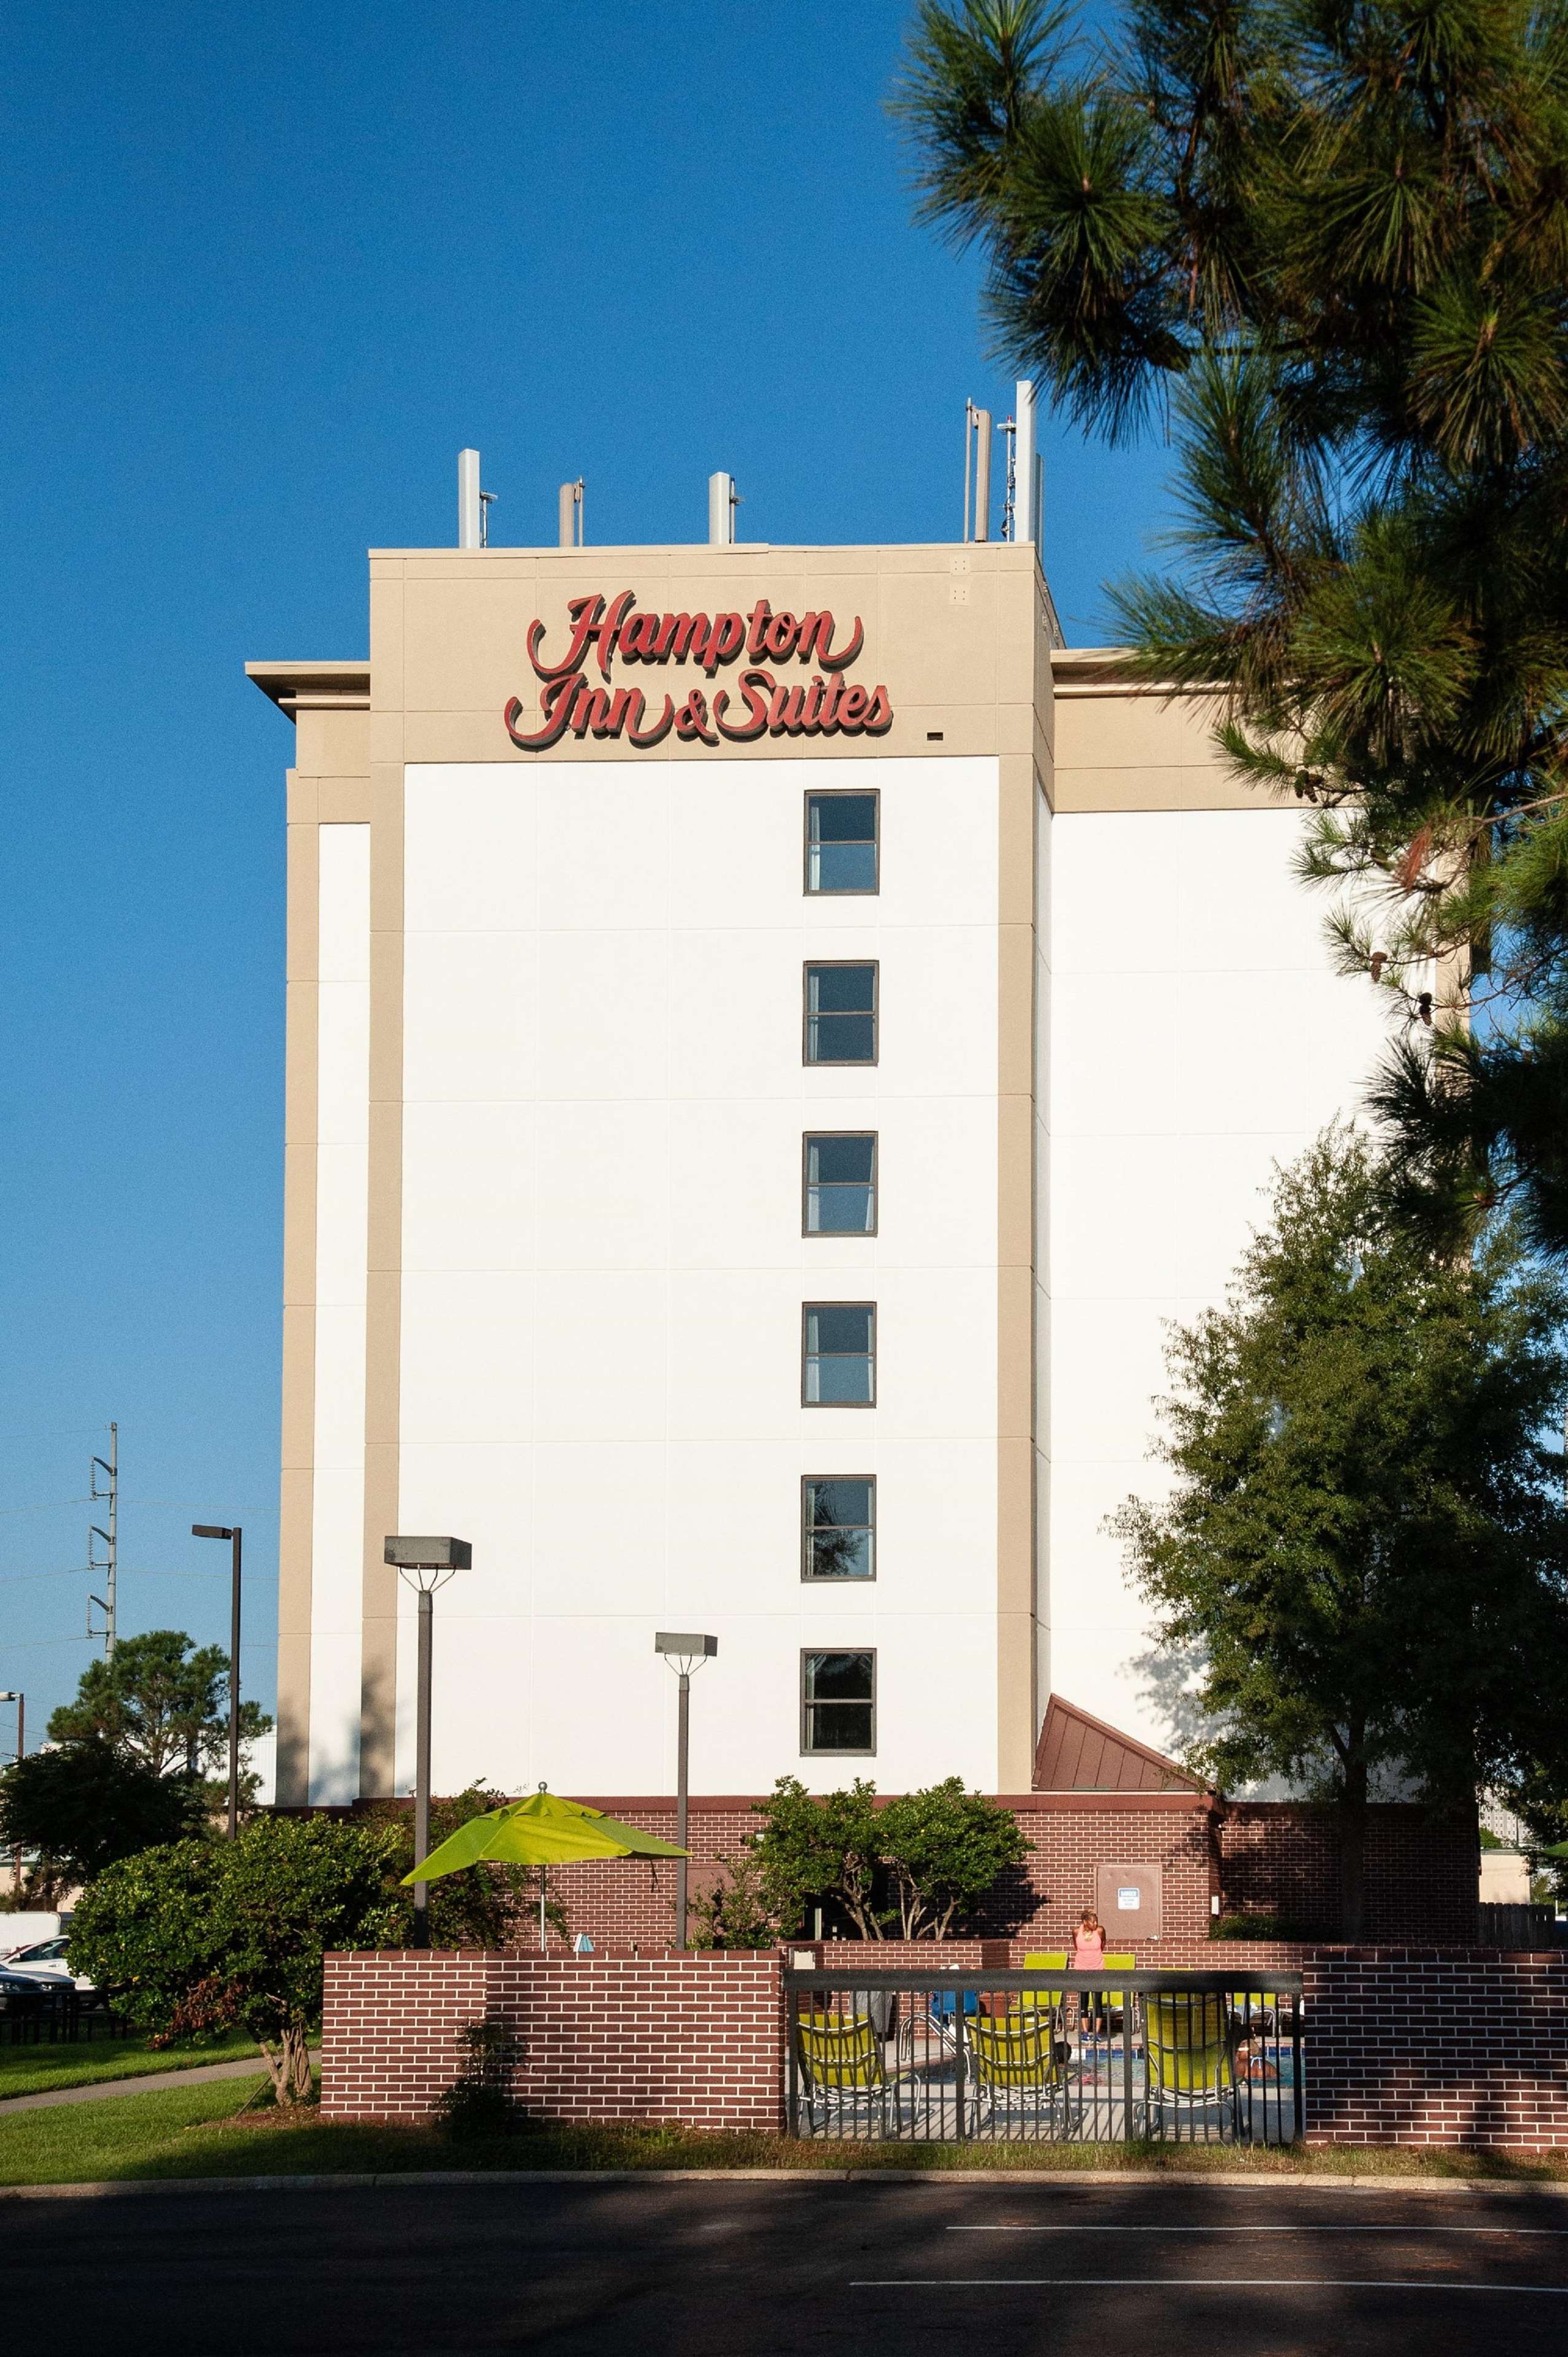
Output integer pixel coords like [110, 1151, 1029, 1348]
[1071, 1911, 1106, 1970]
[1072, 1911, 1107, 2031]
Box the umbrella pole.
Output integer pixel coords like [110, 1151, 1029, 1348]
[540, 1867, 546, 1954]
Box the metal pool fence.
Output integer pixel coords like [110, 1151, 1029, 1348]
[783, 1967, 1304, 2146]
[0, 1992, 130, 2048]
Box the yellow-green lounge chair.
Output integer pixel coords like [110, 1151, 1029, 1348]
[1020, 1951, 1067, 2021]
[1144, 1992, 1240, 2138]
[795, 2011, 912, 2136]
[967, 2011, 1063, 2124]
[1096, 1951, 1134, 2033]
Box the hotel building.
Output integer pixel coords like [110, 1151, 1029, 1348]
[249, 487, 1385, 1810]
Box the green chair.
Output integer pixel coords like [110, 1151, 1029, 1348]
[1144, 1992, 1240, 2138]
[795, 2011, 911, 2136]
[1099, 1951, 1134, 2025]
[967, 2010, 1063, 2124]
[1019, 1951, 1067, 2014]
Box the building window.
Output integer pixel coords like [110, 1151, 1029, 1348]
[804, 962, 877, 1065]
[803, 1303, 875, 1406]
[802, 1478, 875, 1580]
[802, 1650, 876, 1753]
[804, 1133, 877, 1234]
[805, 790, 878, 894]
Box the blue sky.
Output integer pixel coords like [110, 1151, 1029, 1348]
[0, 0, 1171, 1745]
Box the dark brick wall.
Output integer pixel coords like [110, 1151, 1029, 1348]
[1221, 1803, 1478, 1943]
[1302, 1949, 1568, 2149]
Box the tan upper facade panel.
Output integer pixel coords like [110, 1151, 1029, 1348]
[249, 550, 1287, 817]
[1051, 650, 1289, 813]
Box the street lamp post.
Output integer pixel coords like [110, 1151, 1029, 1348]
[384, 1537, 471, 1948]
[0, 1693, 22, 1890]
[654, 1633, 717, 1951]
[191, 1526, 243, 1836]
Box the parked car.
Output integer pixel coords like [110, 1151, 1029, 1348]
[0, 1965, 56, 2016]
[2, 1937, 95, 1994]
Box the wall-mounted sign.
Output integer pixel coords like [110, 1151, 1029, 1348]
[503, 592, 894, 751]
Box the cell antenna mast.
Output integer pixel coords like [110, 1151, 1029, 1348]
[88, 1421, 117, 1658]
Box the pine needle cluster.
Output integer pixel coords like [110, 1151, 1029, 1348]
[895, 1, 1568, 1252]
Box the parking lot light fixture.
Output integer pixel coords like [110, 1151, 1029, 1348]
[384, 1538, 472, 1948]
[654, 1634, 717, 1951]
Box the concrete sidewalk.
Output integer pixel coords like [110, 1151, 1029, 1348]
[0, 2056, 284, 2116]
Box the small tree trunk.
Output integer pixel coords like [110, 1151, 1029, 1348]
[1338, 1750, 1369, 1941]
[258, 2021, 314, 2106]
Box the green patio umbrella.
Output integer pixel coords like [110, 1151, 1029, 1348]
[402, 1786, 687, 1951]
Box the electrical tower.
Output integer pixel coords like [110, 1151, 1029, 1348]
[88, 1422, 117, 1658]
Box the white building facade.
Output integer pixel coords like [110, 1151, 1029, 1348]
[251, 538, 1386, 1808]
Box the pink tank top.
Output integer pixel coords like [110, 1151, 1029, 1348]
[1073, 1930, 1104, 1968]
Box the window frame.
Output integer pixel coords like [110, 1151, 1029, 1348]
[802, 959, 879, 1068]
[803, 786, 880, 897]
[801, 1130, 879, 1238]
[800, 1474, 877, 1583]
[801, 1300, 877, 1409]
[801, 1647, 877, 1757]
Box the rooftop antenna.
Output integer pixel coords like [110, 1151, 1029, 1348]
[88, 1421, 117, 1659]
[1014, 379, 1042, 556]
[479, 488, 497, 548]
[999, 411, 1017, 544]
[962, 400, 992, 543]
[558, 478, 584, 548]
[457, 449, 481, 549]
[708, 470, 738, 548]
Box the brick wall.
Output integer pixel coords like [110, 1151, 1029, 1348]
[343, 1792, 1475, 1954]
[320, 1940, 1568, 2150]
[1222, 1804, 1478, 1943]
[1302, 1948, 1568, 2151]
[319, 1949, 783, 2131]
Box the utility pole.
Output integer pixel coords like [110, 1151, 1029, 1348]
[192, 1525, 244, 1835]
[88, 1422, 117, 1658]
[0, 1693, 21, 1890]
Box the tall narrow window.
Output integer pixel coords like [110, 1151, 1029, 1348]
[803, 1303, 875, 1405]
[802, 1650, 875, 1753]
[802, 1478, 875, 1580]
[804, 963, 877, 1065]
[805, 790, 878, 894]
[804, 1133, 877, 1234]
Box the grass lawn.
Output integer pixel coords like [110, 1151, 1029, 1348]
[0, 2031, 261, 2102]
[1, 2078, 1566, 2188]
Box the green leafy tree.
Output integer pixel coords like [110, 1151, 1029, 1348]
[0, 1738, 207, 1902]
[881, 1777, 1032, 1939]
[49, 1628, 272, 1784]
[747, 1775, 1030, 1940]
[895, 0, 1568, 1254]
[688, 1847, 783, 1952]
[68, 1816, 403, 2102]
[1112, 1129, 1568, 1934]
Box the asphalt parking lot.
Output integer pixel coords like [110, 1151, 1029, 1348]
[6, 2175, 1568, 2355]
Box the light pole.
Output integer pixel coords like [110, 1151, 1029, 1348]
[191, 1526, 243, 1836]
[654, 1633, 717, 1951]
[385, 1536, 471, 1948]
[0, 1693, 21, 1891]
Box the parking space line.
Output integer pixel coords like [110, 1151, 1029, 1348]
[853, 2277, 1568, 2293]
[949, 2224, 1568, 2236]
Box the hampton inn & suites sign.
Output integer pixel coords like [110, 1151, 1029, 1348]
[503, 591, 893, 751]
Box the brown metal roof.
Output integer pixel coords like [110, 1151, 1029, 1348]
[1031, 1693, 1206, 1793]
